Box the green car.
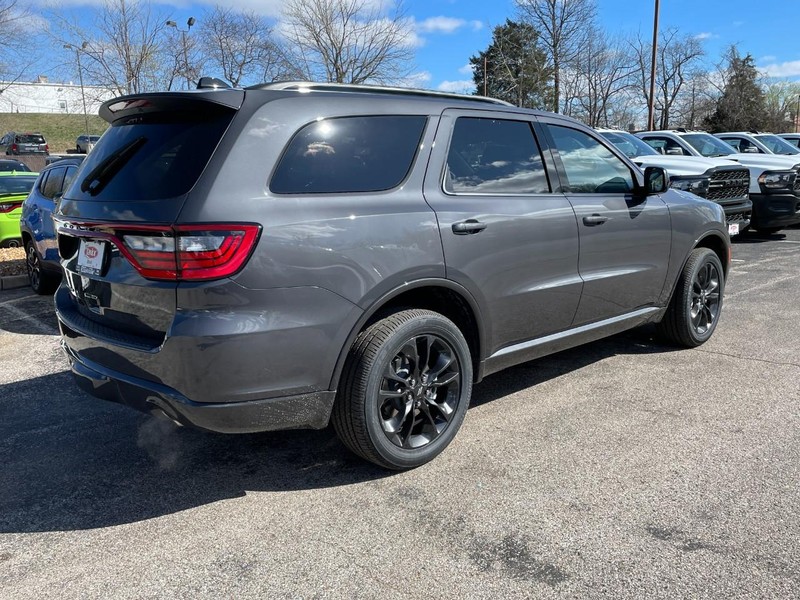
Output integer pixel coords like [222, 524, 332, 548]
[0, 170, 38, 247]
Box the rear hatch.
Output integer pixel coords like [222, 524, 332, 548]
[15, 134, 48, 154]
[55, 91, 246, 349]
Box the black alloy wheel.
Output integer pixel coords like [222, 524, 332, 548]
[378, 334, 461, 450]
[333, 309, 473, 470]
[658, 247, 725, 347]
[690, 261, 721, 336]
[25, 241, 59, 295]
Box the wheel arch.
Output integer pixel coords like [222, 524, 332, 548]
[694, 231, 730, 277]
[329, 279, 487, 391]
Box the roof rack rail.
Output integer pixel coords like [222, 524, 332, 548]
[244, 81, 514, 107]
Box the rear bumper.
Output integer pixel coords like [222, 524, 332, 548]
[749, 193, 800, 229]
[64, 342, 335, 433]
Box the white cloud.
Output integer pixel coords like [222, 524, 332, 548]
[694, 32, 715, 40]
[759, 55, 777, 63]
[417, 16, 467, 34]
[399, 71, 432, 88]
[470, 20, 483, 31]
[458, 63, 473, 75]
[437, 80, 474, 94]
[760, 60, 800, 78]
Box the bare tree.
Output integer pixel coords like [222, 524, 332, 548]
[631, 28, 704, 129]
[515, 0, 596, 113]
[761, 80, 800, 133]
[200, 6, 286, 87]
[571, 29, 636, 127]
[281, 0, 415, 85]
[0, 1, 41, 91]
[51, 0, 169, 95]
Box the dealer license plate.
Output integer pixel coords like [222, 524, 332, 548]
[76, 240, 106, 276]
[728, 223, 740, 236]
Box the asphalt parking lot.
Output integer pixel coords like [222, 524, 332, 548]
[1, 229, 799, 599]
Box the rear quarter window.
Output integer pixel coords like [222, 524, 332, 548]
[270, 115, 427, 194]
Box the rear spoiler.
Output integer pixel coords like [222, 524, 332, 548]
[99, 90, 245, 124]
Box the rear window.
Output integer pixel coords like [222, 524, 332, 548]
[66, 110, 233, 202]
[16, 135, 45, 144]
[270, 115, 427, 194]
[0, 175, 37, 195]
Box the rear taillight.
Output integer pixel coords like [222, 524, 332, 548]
[0, 202, 21, 213]
[120, 224, 261, 281]
[10, 143, 17, 152]
[44, 144, 49, 153]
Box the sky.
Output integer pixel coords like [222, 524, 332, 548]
[27, 0, 800, 90]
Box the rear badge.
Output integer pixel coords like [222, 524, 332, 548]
[76, 240, 106, 276]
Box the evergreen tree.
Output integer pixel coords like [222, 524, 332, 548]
[469, 20, 553, 109]
[704, 48, 766, 132]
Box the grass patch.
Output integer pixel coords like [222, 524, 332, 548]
[0, 113, 108, 154]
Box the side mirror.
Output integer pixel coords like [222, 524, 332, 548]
[664, 147, 683, 155]
[644, 166, 669, 194]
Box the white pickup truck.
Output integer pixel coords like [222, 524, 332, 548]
[599, 129, 751, 236]
[636, 130, 800, 233]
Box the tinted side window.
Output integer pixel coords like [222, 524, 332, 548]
[445, 117, 550, 194]
[42, 167, 66, 199]
[63, 166, 78, 192]
[549, 126, 633, 193]
[270, 116, 427, 194]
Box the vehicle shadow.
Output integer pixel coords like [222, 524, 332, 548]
[0, 326, 676, 534]
[733, 231, 787, 244]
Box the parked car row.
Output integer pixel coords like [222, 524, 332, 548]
[598, 128, 800, 234]
[1, 131, 103, 157]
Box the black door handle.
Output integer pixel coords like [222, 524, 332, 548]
[452, 219, 487, 235]
[582, 214, 609, 226]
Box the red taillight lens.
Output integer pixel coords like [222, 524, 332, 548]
[120, 224, 260, 281]
[44, 144, 49, 153]
[0, 202, 21, 213]
[10, 144, 17, 152]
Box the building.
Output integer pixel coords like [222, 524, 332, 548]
[0, 77, 116, 114]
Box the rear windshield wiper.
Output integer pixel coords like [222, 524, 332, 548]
[80, 136, 147, 196]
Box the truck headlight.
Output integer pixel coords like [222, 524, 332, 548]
[758, 171, 795, 191]
[670, 176, 710, 196]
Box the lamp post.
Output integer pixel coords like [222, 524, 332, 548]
[64, 41, 89, 135]
[166, 17, 196, 90]
[647, 0, 660, 131]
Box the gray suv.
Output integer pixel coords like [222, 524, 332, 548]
[54, 83, 730, 469]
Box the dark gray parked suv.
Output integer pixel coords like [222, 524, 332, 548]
[54, 83, 730, 469]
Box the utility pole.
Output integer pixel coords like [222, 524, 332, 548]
[64, 42, 89, 135]
[647, 0, 660, 131]
[167, 17, 197, 90]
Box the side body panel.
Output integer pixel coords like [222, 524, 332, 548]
[422, 108, 582, 356]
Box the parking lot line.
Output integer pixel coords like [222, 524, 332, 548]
[0, 301, 59, 335]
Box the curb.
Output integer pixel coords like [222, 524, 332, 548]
[0, 274, 28, 291]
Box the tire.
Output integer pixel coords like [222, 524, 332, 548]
[332, 309, 473, 470]
[657, 248, 724, 348]
[25, 241, 59, 295]
[3, 238, 22, 248]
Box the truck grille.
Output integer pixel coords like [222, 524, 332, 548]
[793, 176, 800, 194]
[706, 168, 749, 201]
